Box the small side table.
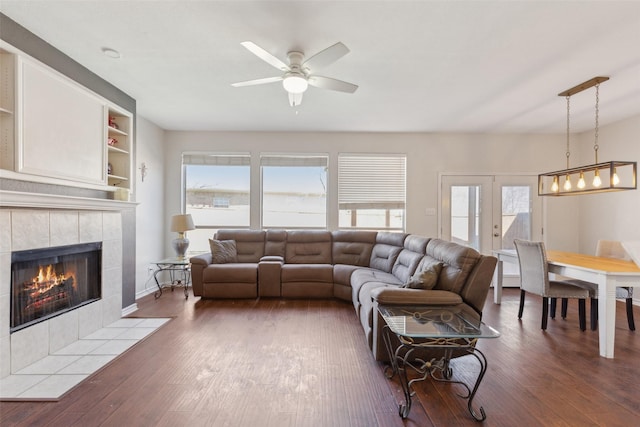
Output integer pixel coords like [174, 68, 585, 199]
[153, 257, 191, 299]
[378, 305, 500, 421]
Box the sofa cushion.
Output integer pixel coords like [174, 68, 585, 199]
[215, 229, 266, 262]
[332, 230, 377, 266]
[265, 229, 287, 257]
[391, 249, 423, 283]
[285, 230, 332, 264]
[351, 268, 403, 288]
[404, 234, 430, 254]
[369, 244, 402, 273]
[376, 232, 407, 246]
[333, 264, 360, 287]
[281, 264, 334, 283]
[404, 258, 443, 290]
[427, 239, 481, 294]
[351, 267, 402, 311]
[209, 239, 238, 264]
[203, 263, 258, 283]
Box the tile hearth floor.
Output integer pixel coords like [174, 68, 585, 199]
[0, 317, 170, 400]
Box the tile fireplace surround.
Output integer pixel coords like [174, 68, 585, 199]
[0, 190, 133, 379]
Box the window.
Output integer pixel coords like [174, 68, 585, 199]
[261, 154, 328, 228]
[338, 154, 406, 231]
[183, 153, 250, 252]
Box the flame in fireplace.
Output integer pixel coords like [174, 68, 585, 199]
[28, 265, 75, 297]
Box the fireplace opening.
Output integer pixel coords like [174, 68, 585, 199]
[11, 242, 102, 333]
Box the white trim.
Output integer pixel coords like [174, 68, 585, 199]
[0, 190, 137, 210]
[121, 303, 138, 317]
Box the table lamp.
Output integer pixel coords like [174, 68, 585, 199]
[170, 214, 195, 258]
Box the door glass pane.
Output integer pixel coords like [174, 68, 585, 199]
[501, 185, 531, 275]
[501, 186, 531, 248]
[450, 185, 480, 251]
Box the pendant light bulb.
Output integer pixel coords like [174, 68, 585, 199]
[551, 176, 559, 192]
[577, 171, 586, 189]
[612, 167, 620, 186]
[563, 174, 572, 191]
[593, 169, 602, 187]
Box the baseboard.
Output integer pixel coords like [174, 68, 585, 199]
[135, 286, 157, 300]
[121, 303, 138, 317]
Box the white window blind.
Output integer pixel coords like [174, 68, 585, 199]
[260, 154, 328, 167]
[338, 154, 406, 209]
[183, 153, 250, 166]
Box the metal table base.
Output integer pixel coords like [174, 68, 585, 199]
[382, 326, 489, 421]
[153, 259, 190, 300]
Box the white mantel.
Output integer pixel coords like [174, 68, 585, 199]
[0, 190, 137, 211]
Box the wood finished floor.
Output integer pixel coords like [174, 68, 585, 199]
[1, 288, 639, 426]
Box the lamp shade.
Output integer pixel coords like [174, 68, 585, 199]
[170, 214, 195, 233]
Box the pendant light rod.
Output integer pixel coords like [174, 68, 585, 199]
[558, 76, 609, 97]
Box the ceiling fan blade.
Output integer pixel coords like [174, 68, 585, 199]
[308, 75, 358, 93]
[240, 41, 289, 71]
[302, 42, 350, 71]
[231, 76, 283, 87]
[288, 92, 303, 107]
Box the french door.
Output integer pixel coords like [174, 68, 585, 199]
[440, 175, 542, 281]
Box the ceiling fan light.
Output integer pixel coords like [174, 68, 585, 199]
[283, 75, 308, 94]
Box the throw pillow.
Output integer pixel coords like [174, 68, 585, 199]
[404, 259, 443, 290]
[209, 239, 238, 263]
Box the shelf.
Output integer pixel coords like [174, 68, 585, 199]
[106, 107, 132, 191]
[108, 145, 129, 155]
[108, 174, 128, 181]
[108, 126, 128, 136]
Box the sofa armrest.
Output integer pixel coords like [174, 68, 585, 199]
[370, 287, 463, 306]
[190, 253, 212, 266]
[260, 255, 284, 263]
[189, 254, 212, 297]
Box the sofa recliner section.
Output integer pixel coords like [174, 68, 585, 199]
[189, 229, 497, 361]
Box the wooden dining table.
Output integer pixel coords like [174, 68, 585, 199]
[492, 249, 640, 358]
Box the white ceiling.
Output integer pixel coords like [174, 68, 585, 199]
[1, 1, 639, 134]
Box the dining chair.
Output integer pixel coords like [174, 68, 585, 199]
[595, 240, 635, 331]
[514, 239, 590, 330]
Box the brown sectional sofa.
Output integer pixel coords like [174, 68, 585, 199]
[190, 229, 497, 360]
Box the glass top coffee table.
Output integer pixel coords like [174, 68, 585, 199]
[378, 305, 500, 421]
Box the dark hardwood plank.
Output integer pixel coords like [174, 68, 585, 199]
[1, 288, 639, 426]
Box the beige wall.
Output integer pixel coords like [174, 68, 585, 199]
[574, 115, 640, 254]
[130, 114, 638, 297]
[134, 117, 166, 297]
[160, 130, 573, 249]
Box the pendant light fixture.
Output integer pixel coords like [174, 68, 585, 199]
[538, 76, 637, 196]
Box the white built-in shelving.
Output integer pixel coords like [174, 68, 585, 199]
[106, 107, 132, 190]
[0, 42, 133, 194]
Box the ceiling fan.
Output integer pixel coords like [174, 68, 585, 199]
[231, 41, 358, 107]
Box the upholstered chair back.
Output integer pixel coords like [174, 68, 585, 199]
[513, 239, 549, 296]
